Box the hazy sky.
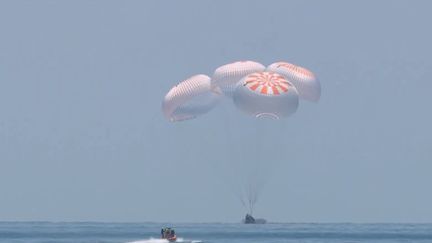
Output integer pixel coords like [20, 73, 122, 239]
[1, 0, 431, 223]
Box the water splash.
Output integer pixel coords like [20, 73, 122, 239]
[127, 238, 168, 243]
[127, 238, 202, 243]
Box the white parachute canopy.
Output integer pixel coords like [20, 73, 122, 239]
[162, 74, 221, 122]
[266, 62, 321, 102]
[233, 72, 299, 119]
[211, 60, 265, 97]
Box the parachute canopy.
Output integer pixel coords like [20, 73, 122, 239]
[266, 62, 321, 102]
[162, 74, 221, 122]
[233, 72, 299, 119]
[211, 61, 265, 97]
[161, 60, 319, 122]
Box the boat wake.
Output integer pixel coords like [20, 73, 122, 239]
[127, 238, 202, 243]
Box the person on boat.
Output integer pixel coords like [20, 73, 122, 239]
[161, 227, 175, 239]
[161, 227, 168, 238]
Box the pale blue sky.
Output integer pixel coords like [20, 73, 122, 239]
[0, 0, 431, 223]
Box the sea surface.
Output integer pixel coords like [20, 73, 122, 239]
[1, 222, 432, 243]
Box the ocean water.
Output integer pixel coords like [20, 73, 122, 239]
[1, 222, 432, 243]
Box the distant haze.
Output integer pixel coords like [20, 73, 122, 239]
[0, 0, 431, 223]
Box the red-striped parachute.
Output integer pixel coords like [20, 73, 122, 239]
[266, 62, 321, 102]
[233, 72, 299, 119]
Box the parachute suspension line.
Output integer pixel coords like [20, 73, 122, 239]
[237, 180, 251, 214]
[248, 183, 254, 215]
[222, 107, 244, 209]
[239, 195, 247, 211]
[244, 181, 259, 216]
